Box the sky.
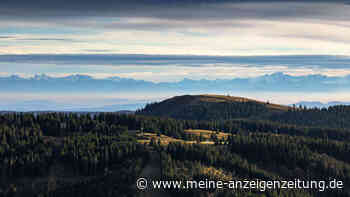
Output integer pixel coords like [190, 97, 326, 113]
[1, 0, 350, 56]
[1, 0, 350, 109]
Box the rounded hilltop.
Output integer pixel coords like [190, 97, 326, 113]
[137, 94, 290, 121]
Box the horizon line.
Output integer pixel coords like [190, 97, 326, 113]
[0, 54, 350, 58]
[1, 71, 349, 82]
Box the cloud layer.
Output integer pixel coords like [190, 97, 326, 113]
[1, 1, 350, 55]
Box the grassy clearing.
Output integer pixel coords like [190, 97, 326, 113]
[136, 132, 220, 145]
[184, 129, 231, 140]
[200, 166, 233, 181]
[132, 128, 234, 145]
[136, 132, 192, 145]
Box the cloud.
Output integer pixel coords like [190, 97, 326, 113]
[15, 38, 82, 43]
[1, 1, 350, 56]
[0, 36, 15, 39]
[83, 49, 119, 53]
[1, 54, 349, 68]
[278, 34, 350, 44]
[100, 18, 253, 32]
[1, 1, 350, 22]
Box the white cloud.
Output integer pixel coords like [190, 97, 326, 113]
[1, 8, 350, 56]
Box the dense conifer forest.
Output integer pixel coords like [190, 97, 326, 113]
[1, 95, 350, 196]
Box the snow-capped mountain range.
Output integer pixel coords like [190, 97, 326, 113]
[1, 72, 350, 93]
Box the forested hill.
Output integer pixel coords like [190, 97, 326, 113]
[137, 94, 350, 129]
[137, 94, 289, 121]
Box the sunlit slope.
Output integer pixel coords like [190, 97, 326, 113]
[137, 94, 290, 120]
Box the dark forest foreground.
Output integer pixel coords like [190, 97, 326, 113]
[1, 95, 350, 197]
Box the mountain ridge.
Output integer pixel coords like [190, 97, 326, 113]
[293, 101, 350, 108]
[2, 72, 350, 93]
[137, 94, 350, 129]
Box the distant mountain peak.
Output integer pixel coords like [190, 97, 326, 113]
[293, 101, 350, 108]
[107, 76, 123, 81]
[62, 74, 93, 81]
[32, 74, 51, 80]
[1, 72, 350, 93]
[182, 78, 195, 82]
[8, 74, 22, 80]
[270, 72, 286, 76]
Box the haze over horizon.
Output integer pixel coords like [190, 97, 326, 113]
[2, 69, 350, 111]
